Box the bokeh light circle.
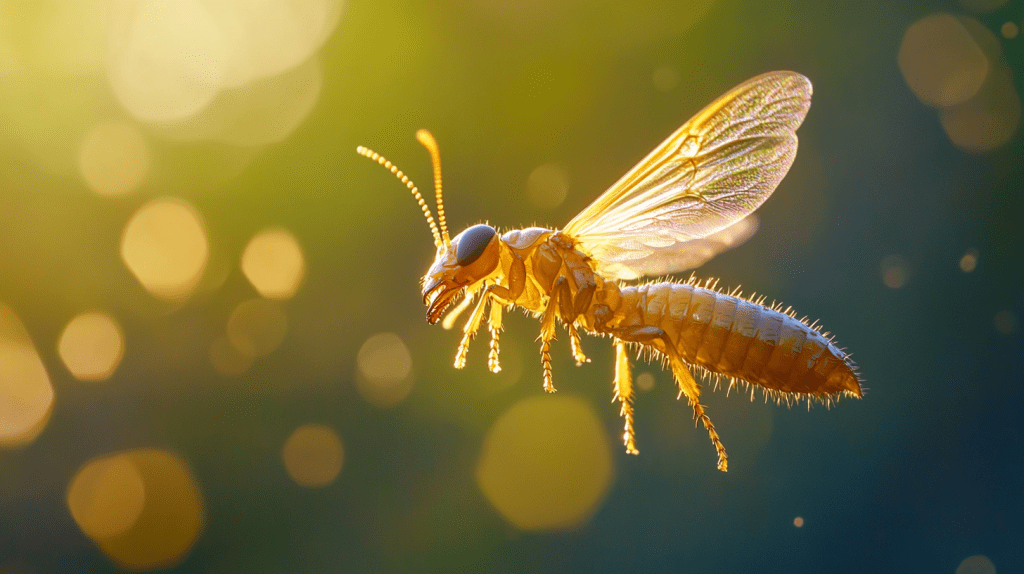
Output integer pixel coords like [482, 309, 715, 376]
[879, 255, 910, 289]
[67, 454, 146, 540]
[476, 395, 613, 530]
[956, 555, 996, 574]
[355, 332, 414, 407]
[939, 62, 1021, 153]
[78, 121, 150, 196]
[526, 162, 570, 210]
[282, 424, 344, 488]
[107, 0, 228, 122]
[209, 334, 254, 377]
[226, 298, 288, 357]
[241, 228, 306, 299]
[959, 249, 979, 272]
[898, 14, 989, 108]
[67, 448, 205, 571]
[120, 198, 210, 301]
[0, 304, 54, 448]
[58, 311, 125, 382]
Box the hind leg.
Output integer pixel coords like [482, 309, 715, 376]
[612, 324, 729, 472]
[666, 353, 728, 472]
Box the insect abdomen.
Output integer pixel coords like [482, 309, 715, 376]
[633, 282, 861, 399]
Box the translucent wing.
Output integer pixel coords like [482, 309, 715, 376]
[596, 214, 760, 281]
[563, 71, 812, 281]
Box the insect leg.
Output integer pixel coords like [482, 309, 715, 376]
[612, 324, 728, 472]
[567, 323, 589, 366]
[454, 290, 492, 369]
[668, 357, 728, 472]
[487, 300, 504, 374]
[538, 279, 565, 393]
[613, 339, 639, 455]
[440, 291, 477, 330]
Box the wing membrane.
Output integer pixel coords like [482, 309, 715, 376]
[563, 71, 811, 280]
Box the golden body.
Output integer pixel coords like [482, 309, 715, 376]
[358, 71, 861, 471]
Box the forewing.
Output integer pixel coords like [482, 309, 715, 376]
[563, 71, 811, 280]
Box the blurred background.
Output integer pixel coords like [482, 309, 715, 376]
[0, 0, 1021, 572]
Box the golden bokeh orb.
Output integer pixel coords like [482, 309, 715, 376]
[226, 298, 288, 358]
[78, 121, 150, 196]
[0, 304, 54, 448]
[67, 454, 146, 540]
[956, 555, 996, 574]
[476, 395, 613, 530]
[282, 424, 345, 488]
[526, 162, 570, 210]
[898, 14, 989, 108]
[241, 228, 306, 300]
[959, 249, 979, 273]
[58, 312, 125, 382]
[67, 449, 205, 571]
[209, 334, 254, 377]
[879, 255, 909, 289]
[120, 198, 210, 301]
[355, 332, 414, 408]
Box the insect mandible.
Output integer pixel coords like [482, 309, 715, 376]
[357, 71, 861, 471]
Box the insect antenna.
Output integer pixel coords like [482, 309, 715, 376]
[356, 144, 444, 249]
[415, 129, 451, 247]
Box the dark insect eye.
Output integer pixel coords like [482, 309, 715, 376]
[455, 224, 496, 266]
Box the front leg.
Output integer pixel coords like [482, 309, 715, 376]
[454, 286, 493, 369]
[537, 276, 570, 393]
[486, 300, 504, 373]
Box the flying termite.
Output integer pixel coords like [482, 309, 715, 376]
[357, 71, 861, 472]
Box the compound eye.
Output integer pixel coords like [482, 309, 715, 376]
[455, 224, 496, 266]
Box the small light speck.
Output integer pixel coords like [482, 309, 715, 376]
[993, 310, 1018, 334]
[880, 255, 909, 289]
[959, 249, 978, 272]
[793, 516, 804, 528]
[636, 372, 655, 392]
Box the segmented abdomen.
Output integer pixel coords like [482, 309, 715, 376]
[623, 281, 861, 398]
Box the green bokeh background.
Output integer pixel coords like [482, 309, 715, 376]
[2, 0, 1022, 572]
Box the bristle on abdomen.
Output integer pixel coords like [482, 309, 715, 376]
[625, 278, 861, 406]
